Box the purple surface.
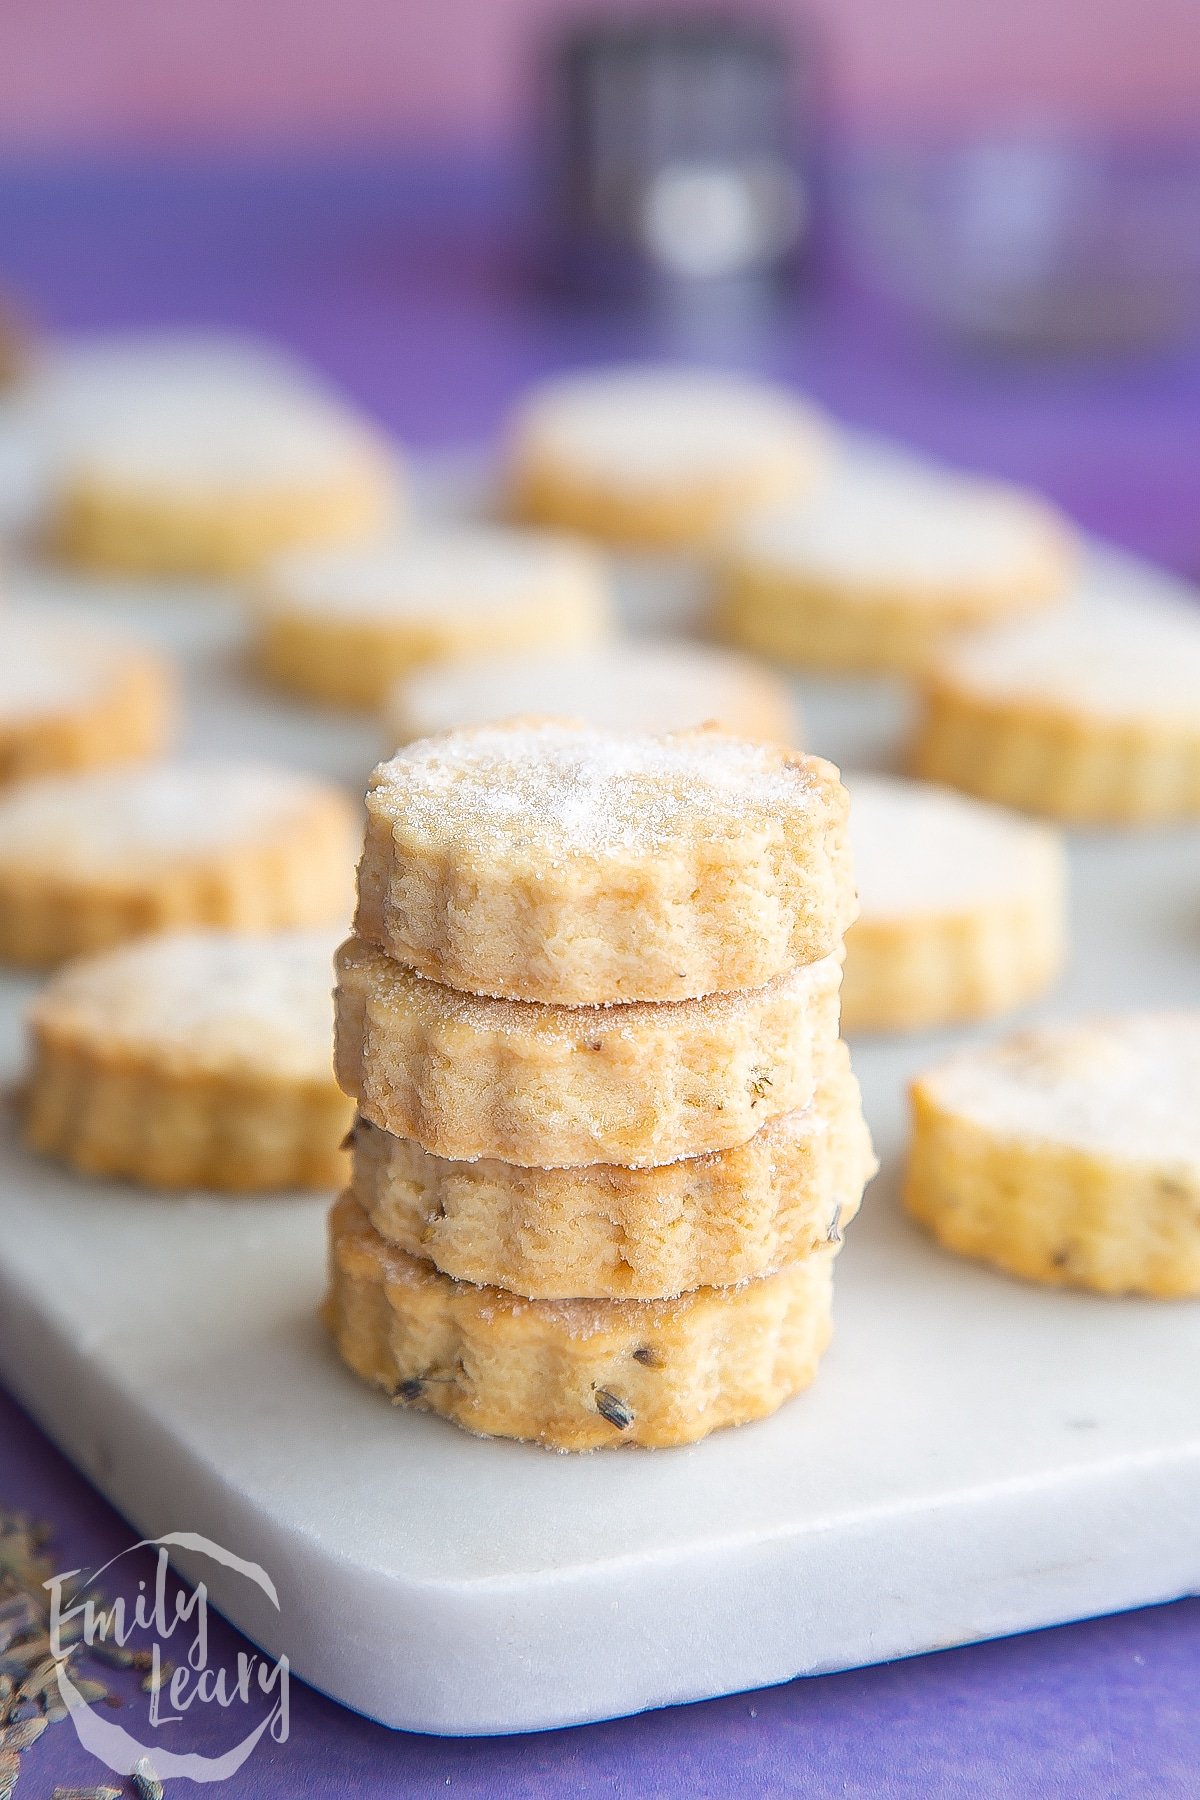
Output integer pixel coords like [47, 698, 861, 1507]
[1, 156, 1200, 1797]
[1, 156, 1199, 572]
[4, 1384, 1200, 1799]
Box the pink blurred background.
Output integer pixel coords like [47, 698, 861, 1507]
[2, 0, 1199, 151]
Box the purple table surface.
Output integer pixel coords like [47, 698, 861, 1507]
[2, 155, 1200, 1799]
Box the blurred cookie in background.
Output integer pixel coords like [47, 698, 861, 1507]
[841, 774, 1066, 1034]
[906, 1013, 1200, 1296]
[713, 457, 1076, 673]
[0, 757, 357, 966]
[387, 639, 800, 747]
[505, 364, 832, 549]
[910, 590, 1200, 822]
[256, 526, 613, 709]
[24, 927, 352, 1192]
[0, 611, 176, 786]
[43, 334, 401, 574]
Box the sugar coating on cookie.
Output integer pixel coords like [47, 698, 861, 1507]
[65, 388, 386, 486]
[29, 928, 342, 1079]
[841, 776, 1065, 1032]
[0, 758, 357, 964]
[26, 928, 352, 1190]
[324, 1191, 836, 1449]
[257, 526, 612, 707]
[514, 366, 828, 484]
[848, 776, 1062, 918]
[507, 364, 831, 546]
[351, 1042, 876, 1298]
[912, 594, 1200, 821]
[927, 594, 1200, 724]
[387, 639, 800, 746]
[0, 760, 341, 872]
[374, 724, 808, 857]
[916, 1016, 1200, 1164]
[357, 720, 855, 1003]
[714, 461, 1074, 671]
[264, 527, 608, 624]
[0, 616, 144, 718]
[907, 1014, 1200, 1295]
[730, 462, 1071, 599]
[334, 933, 844, 1168]
[0, 612, 175, 781]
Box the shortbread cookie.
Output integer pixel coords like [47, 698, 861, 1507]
[387, 640, 800, 746]
[713, 461, 1074, 672]
[52, 372, 398, 575]
[335, 935, 842, 1168]
[351, 1042, 874, 1298]
[0, 613, 175, 785]
[506, 365, 831, 548]
[325, 1192, 835, 1449]
[257, 527, 613, 708]
[841, 776, 1067, 1033]
[906, 1014, 1200, 1296]
[0, 759, 357, 966]
[25, 929, 351, 1191]
[910, 594, 1200, 822]
[356, 721, 854, 1005]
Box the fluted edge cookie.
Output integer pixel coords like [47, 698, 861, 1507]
[712, 462, 1075, 674]
[24, 929, 352, 1191]
[909, 595, 1200, 823]
[0, 615, 176, 786]
[256, 527, 613, 708]
[324, 1192, 836, 1449]
[0, 759, 358, 967]
[356, 720, 855, 1004]
[335, 935, 843, 1168]
[905, 1013, 1200, 1296]
[351, 1042, 875, 1298]
[841, 776, 1067, 1033]
[505, 365, 832, 549]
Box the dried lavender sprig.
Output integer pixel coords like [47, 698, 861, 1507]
[131, 1756, 165, 1800]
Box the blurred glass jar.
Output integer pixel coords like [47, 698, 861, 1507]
[842, 133, 1200, 353]
[543, 15, 820, 299]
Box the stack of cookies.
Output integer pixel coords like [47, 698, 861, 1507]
[325, 720, 875, 1450]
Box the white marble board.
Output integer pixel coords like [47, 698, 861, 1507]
[0, 384, 1198, 1733]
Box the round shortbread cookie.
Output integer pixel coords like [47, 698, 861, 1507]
[906, 1014, 1200, 1295]
[256, 526, 613, 708]
[356, 721, 855, 1005]
[0, 612, 175, 784]
[324, 1191, 836, 1450]
[841, 776, 1067, 1033]
[506, 365, 831, 548]
[910, 593, 1200, 822]
[334, 935, 843, 1169]
[52, 373, 398, 575]
[25, 929, 352, 1191]
[350, 1042, 875, 1299]
[387, 639, 800, 746]
[713, 460, 1075, 672]
[0, 758, 357, 966]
